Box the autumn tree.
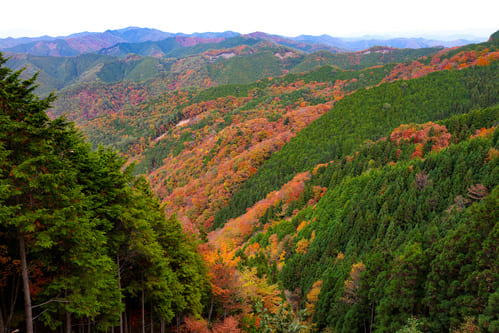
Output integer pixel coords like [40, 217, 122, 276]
[305, 280, 322, 320]
[340, 262, 365, 305]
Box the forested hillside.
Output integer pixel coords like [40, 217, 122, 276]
[1, 28, 499, 333]
[6, 36, 440, 96]
[204, 105, 498, 332]
[190, 35, 499, 332]
[215, 48, 499, 226]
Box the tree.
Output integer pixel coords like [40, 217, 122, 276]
[0, 53, 123, 332]
[305, 280, 322, 320]
[340, 262, 365, 305]
[255, 301, 308, 333]
[0, 141, 20, 333]
[396, 316, 423, 333]
[0, 52, 209, 332]
[0, 52, 79, 333]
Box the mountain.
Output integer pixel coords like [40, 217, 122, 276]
[0, 27, 239, 56]
[5, 39, 82, 56]
[0, 35, 54, 49]
[2, 28, 499, 332]
[246, 31, 343, 53]
[1, 29, 126, 54]
[94, 32, 346, 58]
[45, 32, 499, 233]
[1, 27, 483, 57]
[202, 35, 499, 332]
[96, 35, 255, 58]
[213, 46, 499, 226]
[5, 37, 441, 97]
[95, 26, 174, 43]
[4, 52, 125, 95]
[293, 34, 483, 51]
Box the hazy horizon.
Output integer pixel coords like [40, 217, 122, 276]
[0, 26, 493, 42]
[2, 0, 497, 40]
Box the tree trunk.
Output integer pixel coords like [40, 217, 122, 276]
[0, 310, 5, 333]
[141, 273, 145, 333]
[176, 313, 180, 333]
[207, 297, 214, 324]
[160, 320, 165, 333]
[66, 310, 72, 333]
[117, 255, 123, 333]
[19, 229, 34, 333]
[123, 310, 128, 333]
[150, 304, 153, 333]
[66, 288, 72, 333]
[370, 301, 375, 333]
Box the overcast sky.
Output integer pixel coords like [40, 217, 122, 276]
[1, 0, 498, 39]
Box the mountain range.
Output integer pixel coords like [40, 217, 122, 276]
[0, 26, 483, 56]
[2, 31, 453, 97]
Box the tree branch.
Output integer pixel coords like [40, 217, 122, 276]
[32, 297, 68, 309]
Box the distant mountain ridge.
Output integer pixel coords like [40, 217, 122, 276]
[4, 39, 442, 97]
[0, 27, 484, 57]
[293, 34, 482, 51]
[0, 27, 240, 56]
[96, 35, 255, 58]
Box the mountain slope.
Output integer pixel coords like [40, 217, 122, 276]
[44, 35, 499, 237]
[204, 33, 499, 332]
[204, 104, 499, 332]
[278, 114, 498, 331]
[214, 54, 499, 226]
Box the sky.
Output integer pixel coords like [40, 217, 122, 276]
[1, 0, 498, 40]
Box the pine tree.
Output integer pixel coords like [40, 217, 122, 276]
[0, 53, 123, 332]
[1, 52, 58, 333]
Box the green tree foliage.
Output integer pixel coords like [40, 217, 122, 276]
[0, 52, 207, 332]
[276, 126, 498, 332]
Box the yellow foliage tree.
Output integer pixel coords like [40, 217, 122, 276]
[295, 230, 316, 254]
[239, 268, 281, 314]
[295, 238, 310, 254]
[305, 280, 323, 320]
[340, 262, 365, 305]
[452, 317, 479, 333]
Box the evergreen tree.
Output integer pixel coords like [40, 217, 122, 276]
[0, 52, 208, 332]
